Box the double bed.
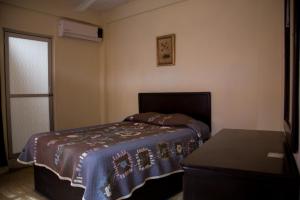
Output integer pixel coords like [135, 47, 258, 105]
[18, 92, 211, 200]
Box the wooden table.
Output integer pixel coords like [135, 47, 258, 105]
[181, 129, 299, 200]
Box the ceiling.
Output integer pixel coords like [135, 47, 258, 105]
[0, 0, 135, 25]
[0, 0, 133, 13]
[74, 0, 132, 12]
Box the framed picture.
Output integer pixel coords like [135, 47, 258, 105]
[156, 34, 175, 66]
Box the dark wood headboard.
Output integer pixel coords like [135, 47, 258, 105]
[138, 92, 211, 131]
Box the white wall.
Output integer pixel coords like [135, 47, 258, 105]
[102, 0, 284, 134]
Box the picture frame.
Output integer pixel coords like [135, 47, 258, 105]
[156, 34, 175, 66]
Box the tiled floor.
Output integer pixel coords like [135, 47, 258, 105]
[0, 167, 46, 200]
[0, 167, 183, 200]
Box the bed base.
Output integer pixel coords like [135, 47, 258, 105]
[34, 165, 182, 200]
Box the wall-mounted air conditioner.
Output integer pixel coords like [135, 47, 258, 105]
[58, 19, 103, 42]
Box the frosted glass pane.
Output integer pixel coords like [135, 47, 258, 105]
[10, 97, 50, 154]
[9, 37, 49, 94]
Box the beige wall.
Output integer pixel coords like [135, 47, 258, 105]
[0, 2, 104, 138]
[104, 0, 284, 134]
[0, 0, 285, 154]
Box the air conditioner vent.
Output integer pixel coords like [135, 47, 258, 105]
[58, 19, 102, 42]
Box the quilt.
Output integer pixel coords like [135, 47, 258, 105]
[18, 113, 210, 200]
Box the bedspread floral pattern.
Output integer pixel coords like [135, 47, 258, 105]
[136, 148, 155, 171]
[18, 113, 209, 200]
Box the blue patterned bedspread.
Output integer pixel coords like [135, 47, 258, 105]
[18, 113, 210, 200]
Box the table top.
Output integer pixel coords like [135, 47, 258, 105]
[182, 129, 298, 176]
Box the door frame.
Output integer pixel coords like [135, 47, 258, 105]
[3, 29, 54, 159]
[283, 0, 300, 153]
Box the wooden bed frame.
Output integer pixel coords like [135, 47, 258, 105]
[34, 92, 211, 200]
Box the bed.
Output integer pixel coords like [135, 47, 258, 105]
[19, 92, 211, 200]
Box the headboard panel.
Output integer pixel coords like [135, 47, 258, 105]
[138, 92, 211, 131]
